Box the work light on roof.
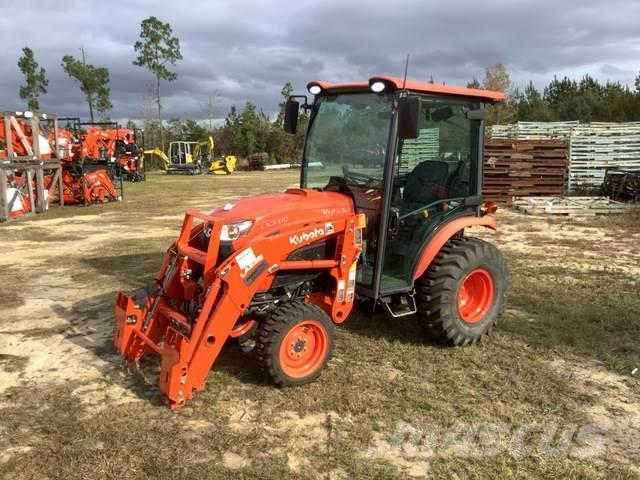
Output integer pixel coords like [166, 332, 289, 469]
[308, 84, 322, 95]
[370, 81, 386, 93]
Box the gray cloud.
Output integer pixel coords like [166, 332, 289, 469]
[1, 0, 638, 122]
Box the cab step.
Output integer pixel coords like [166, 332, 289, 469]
[380, 292, 417, 318]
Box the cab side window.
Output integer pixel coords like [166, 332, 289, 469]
[397, 100, 479, 209]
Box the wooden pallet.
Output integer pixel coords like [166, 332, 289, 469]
[483, 139, 568, 203]
[399, 128, 439, 174]
[488, 121, 579, 139]
[0, 159, 64, 222]
[569, 133, 640, 190]
[488, 121, 640, 193]
[511, 196, 633, 216]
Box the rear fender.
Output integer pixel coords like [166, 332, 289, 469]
[412, 215, 497, 280]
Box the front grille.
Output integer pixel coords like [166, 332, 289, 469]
[217, 242, 234, 265]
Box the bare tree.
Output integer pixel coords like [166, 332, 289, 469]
[201, 93, 220, 131]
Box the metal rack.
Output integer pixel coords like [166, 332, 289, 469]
[0, 112, 64, 222]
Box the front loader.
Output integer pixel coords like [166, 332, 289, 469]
[115, 76, 508, 408]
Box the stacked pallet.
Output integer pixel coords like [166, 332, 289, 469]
[489, 121, 578, 140]
[483, 139, 568, 203]
[512, 196, 632, 216]
[399, 128, 439, 174]
[488, 121, 640, 193]
[568, 128, 640, 191]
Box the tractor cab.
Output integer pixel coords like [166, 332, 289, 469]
[284, 77, 503, 310]
[167, 140, 200, 174]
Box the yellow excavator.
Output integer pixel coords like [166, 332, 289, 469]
[142, 136, 237, 175]
[195, 137, 238, 175]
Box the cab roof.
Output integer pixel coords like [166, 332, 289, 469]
[308, 76, 505, 103]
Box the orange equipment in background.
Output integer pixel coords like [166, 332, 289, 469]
[1, 112, 121, 221]
[1, 111, 64, 221]
[57, 119, 143, 182]
[0, 116, 53, 159]
[3, 175, 31, 219]
[44, 167, 119, 205]
[81, 127, 141, 181]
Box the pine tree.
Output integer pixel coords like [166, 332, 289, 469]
[17, 47, 48, 111]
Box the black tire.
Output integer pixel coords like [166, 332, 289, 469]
[256, 301, 334, 386]
[416, 236, 508, 346]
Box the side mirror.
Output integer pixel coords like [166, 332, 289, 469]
[284, 100, 300, 134]
[397, 96, 421, 139]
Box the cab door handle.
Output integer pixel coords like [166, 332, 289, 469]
[388, 208, 400, 239]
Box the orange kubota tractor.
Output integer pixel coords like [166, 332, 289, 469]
[43, 125, 121, 205]
[114, 76, 508, 408]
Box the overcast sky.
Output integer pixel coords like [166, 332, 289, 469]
[1, 0, 639, 122]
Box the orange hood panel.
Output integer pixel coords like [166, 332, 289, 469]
[209, 188, 354, 231]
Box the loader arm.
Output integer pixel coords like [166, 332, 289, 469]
[143, 148, 170, 170]
[115, 196, 365, 408]
[193, 136, 214, 162]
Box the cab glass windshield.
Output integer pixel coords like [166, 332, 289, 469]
[302, 93, 393, 189]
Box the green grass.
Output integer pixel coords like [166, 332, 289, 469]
[0, 171, 639, 479]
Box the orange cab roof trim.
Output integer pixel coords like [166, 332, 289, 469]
[308, 76, 505, 102]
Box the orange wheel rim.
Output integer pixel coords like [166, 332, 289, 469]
[457, 268, 494, 324]
[279, 320, 328, 378]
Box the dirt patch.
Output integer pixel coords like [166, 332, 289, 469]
[0, 354, 28, 373]
[222, 451, 250, 469]
[0, 447, 32, 466]
[366, 431, 432, 478]
[485, 210, 640, 277]
[549, 358, 640, 471]
[225, 400, 346, 477]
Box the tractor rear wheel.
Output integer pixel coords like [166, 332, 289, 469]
[416, 236, 507, 346]
[257, 302, 334, 386]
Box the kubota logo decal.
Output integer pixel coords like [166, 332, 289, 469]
[289, 227, 325, 246]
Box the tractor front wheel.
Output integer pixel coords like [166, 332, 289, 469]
[257, 302, 334, 386]
[416, 236, 508, 346]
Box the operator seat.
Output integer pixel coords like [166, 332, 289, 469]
[403, 160, 450, 210]
[390, 159, 452, 274]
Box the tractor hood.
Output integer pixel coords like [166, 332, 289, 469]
[209, 188, 354, 232]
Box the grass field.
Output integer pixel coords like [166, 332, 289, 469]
[1, 171, 639, 479]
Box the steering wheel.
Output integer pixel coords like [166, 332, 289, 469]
[341, 166, 380, 186]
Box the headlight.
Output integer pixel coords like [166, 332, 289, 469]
[220, 220, 253, 241]
[308, 84, 322, 95]
[370, 81, 386, 93]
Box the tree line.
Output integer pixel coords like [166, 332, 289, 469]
[473, 64, 640, 125]
[15, 20, 640, 164]
[136, 82, 309, 164]
[17, 16, 181, 150]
